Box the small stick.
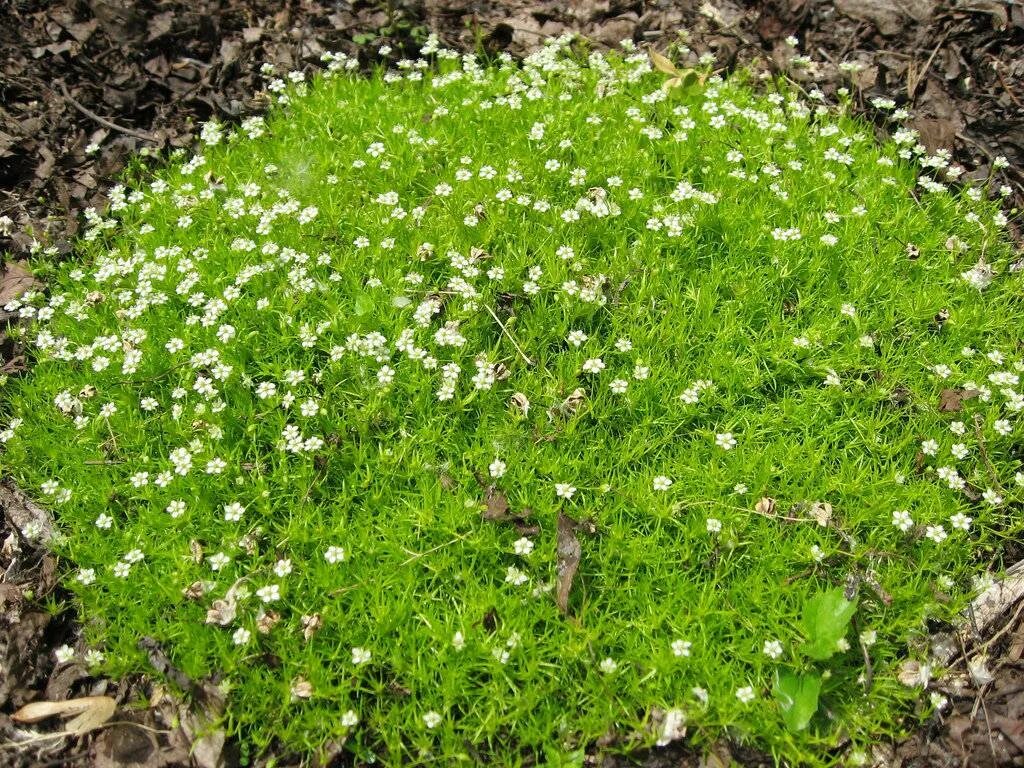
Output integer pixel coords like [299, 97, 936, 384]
[484, 304, 534, 366]
[57, 83, 158, 143]
[973, 414, 1002, 491]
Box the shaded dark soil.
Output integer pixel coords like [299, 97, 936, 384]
[2, 1, 1023, 766]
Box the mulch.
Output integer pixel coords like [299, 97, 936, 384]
[1, 1, 1023, 766]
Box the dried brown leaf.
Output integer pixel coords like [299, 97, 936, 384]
[483, 487, 511, 521]
[810, 501, 833, 527]
[938, 387, 980, 412]
[649, 48, 679, 75]
[556, 512, 582, 615]
[13, 695, 116, 735]
[205, 599, 236, 626]
[0, 262, 41, 310]
[301, 613, 322, 642]
[510, 392, 530, 416]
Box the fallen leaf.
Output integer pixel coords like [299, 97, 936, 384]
[548, 388, 587, 420]
[556, 512, 582, 615]
[290, 677, 313, 699]
[301, 613, 322, 641]
[0, 483, 55, 543]
[13, 696, 116, 735]
[483, 487, 511, 521]
[510, 392, 530, 416]
[0, 262, 41, 308]
[205, 599, 236, 626]
[938, 387, 980, 412]
[898, 659, 931, 687]
[754, 497, 776, 516]
[967, 654, 994, 685]
[257, 610, 281, 634]
[648, 48, 679, 75]
[810, 501, 833, 526]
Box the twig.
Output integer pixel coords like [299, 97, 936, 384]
[972, 599, 1024, 661]
[484, 304, 534, 366]
[56, 83, 158, 143]
[907, 31, 949, 100]
[973, 414, 1002, 491]
[400, 535, 467, 566]
[857, 627, 875, 691]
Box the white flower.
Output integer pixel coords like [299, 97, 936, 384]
[671, 639, 691, 657]
[489, 459, 506, 478]
[950, 513, 972, 531]
[256, 584, 281, 603]
[982, 489, 1002, 506]
[925, 525, 947, 543]
[715, 432, 737, 450]
[610, 378, 628, 394]
[582, 358, 605, 374]
[209, 552, 230, 571]
[223, 502, 245, 522]
[653, 475, 672, 491]
[274, 559, 293, 577]
[513, 537, 534, 556]
[325, 546, 346, 564]
[505, 566, 528, 586]
[352, 647, 372, 665]
[341, 710, 359, 728]
[735, 686, 755, 704]
[233, 627, 251, 645]
[555, 483, 576, 500]
[892, 509, 913, 532]
[422, 711, 442, 729]
[54, 644, 75, 664]
[763, 639, 783, 659]
[706, 518, 722, 534]
[599, 657, 618, 674]
[920, 439, 939, 456]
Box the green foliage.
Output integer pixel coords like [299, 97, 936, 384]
[1, 37, 1022, 767]
[773, 671, 822, 732]
[801, 588, 858, 661]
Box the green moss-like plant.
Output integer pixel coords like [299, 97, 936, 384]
[2, 35, 1022, 766]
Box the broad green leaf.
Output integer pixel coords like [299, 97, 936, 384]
[801, 588, 857, 660]
[772, 672, 821, 732]
[354, 292, 374, 317]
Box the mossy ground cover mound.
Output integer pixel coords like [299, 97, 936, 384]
[2, 36, 1022, 766]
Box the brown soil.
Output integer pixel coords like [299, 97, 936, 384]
[1, 1, 1022, 766]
